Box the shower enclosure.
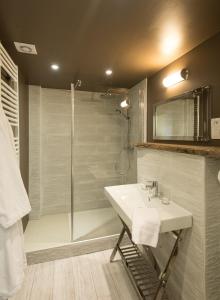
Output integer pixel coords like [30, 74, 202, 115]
[25, 79, 147, 251]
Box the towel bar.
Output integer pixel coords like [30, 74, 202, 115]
[110, 217, 183, 300]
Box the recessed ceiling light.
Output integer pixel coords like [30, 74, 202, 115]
[105, 69, 113, 76]
[51, 64, 59, 70]
[14, 42, 37, 55]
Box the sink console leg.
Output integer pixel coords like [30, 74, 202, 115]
[110, 227, 126, 262]
[153, 230, 183, 300]
[110, 217, 185, 300]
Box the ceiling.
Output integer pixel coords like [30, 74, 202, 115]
[0, 0, 220, 91]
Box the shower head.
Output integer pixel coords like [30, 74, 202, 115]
[100, 87, 129, 99]
[100, 89, 121, 99]
[120, 96, 130, 110]
[100, 92, 119, 99]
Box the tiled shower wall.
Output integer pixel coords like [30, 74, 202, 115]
[29, 81, 147, 217]
[29, 86, 41, 219]
[137, 148, 220, 300]
[29, 87, 125, 216]
[29, 86, 71, 218]
[123, 79, 147, 184]
[73, 91, 122, 211]
[41, 88, 71, 215]
[73, 79, 147, 210]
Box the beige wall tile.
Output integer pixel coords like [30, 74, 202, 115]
[29, 87, 71, 217]
[73, 91, 122, 211]
[137, 148, 220, 300]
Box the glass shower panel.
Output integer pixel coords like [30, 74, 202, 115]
[26, 87, 72, 251]
[71, 88, 122, 242]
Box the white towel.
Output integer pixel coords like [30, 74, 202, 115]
[0, 221, 26, 299]
[132, 207, 160, 248]
[0, 102, 31, 228]
[0, 102, 31, 298]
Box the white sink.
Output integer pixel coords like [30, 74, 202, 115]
[104, 183, 192, 233]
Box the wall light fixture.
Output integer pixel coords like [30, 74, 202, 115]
[120, 97, 130, 109]
[162, 69, 189, 87]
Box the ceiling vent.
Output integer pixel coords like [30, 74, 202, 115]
[14, 42, 37, 55]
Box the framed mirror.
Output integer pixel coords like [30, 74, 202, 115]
[153, 86, 211, 141]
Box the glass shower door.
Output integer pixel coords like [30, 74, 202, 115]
[70, 83, 75, 241]
[70, 84, 122, 242]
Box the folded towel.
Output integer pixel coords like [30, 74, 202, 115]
[132, 207, 160, 248]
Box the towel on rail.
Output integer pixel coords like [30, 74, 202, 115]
[0, 101, 31, 298]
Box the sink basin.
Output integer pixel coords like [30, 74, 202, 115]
[104, 183, 192, 233]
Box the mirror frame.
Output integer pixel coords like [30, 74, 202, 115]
[153, 86, 211, 141]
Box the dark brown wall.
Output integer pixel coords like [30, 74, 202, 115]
[147, 32, 220, 146]
[18, 73, 29, 230]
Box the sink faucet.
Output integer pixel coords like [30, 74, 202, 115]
[143, 181, 158, 201]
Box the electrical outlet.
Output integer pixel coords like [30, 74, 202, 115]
[211, 118, 220, 139]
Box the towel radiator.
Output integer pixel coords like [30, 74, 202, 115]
[110, 217, 183, 300]
[0, 43, 19, 160]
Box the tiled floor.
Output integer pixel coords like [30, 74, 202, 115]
[25, 208, 122, 252]
[10, 249, 139, 300]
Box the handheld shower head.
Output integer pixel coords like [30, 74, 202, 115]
[75, 80, 82, 89]
[115, 108, 130, 120]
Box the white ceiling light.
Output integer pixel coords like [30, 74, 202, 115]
[51, 64, 60, 71]
[14, 42, 37, 55]
[162, 69, 189, 87]
[105, 69, 113, 76]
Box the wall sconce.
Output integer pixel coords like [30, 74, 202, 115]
[162, 68, 189, 87]
[120, 97, 130, 109]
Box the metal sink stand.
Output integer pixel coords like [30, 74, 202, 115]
[110, 217, 183, 300]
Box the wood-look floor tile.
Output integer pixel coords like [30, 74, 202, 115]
[71, 255, 98, 300]
[53, 258, 75, 300]
[88, 251, 120, 300]
[10, 250, 139, 300]
[102, 250, 139, 300]
[30, 261, 54, 300]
